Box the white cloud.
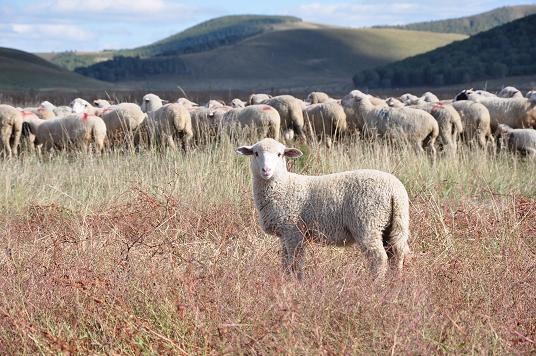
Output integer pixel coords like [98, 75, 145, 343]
[10, 23, 93, 41]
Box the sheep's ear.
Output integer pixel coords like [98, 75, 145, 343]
[236, 146, 254, 155]
[162, 99, 169, 104]
[284, 148, 303, 158]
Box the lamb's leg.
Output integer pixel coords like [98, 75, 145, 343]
[165, 134, 177, 150]
[280, 228, 305, 280]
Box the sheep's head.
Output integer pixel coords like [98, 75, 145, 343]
[454, 89, 474, 101]
[237, 138, 302, 180]
[93, 99, 111, 108]
[71, 98, 92, 113]
[231, 98, 246, 108]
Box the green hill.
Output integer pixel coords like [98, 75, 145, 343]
[75, 23, 465, 90]
[353, 14, 536, 89]
[384, 4, 536, 35]
[0, 47, 110, 90]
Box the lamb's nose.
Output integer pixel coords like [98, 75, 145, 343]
[262, 167, 272, 174]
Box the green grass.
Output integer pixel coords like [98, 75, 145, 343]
[0, 137, 534, 353]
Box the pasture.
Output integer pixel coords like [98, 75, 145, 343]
[1, 121, 535, 353]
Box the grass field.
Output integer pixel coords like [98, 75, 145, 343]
[1, 134, 535, 353]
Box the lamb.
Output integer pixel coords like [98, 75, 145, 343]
[495, 124, 536, 157]
[0, 105, 23, 158]
[248, 93, 272, 105]
[206, 99, 225, 109]
[261, 95, 305, 141]
[385, 97, 405, 108]
[526, 90, 536, 98]
[236, 138, 410, 280]
[498, 86, 523, 99]
[231, 98, 246, 108]
[142, 94, 193, 151]
[306, 91, 331, 104]
[303, 101, 347, 145]
[454, 90, 536, 129]
[22, 113, 106, 154]
[451, 101, 494, 148]
[399, 93, 419, 105]
[410, 102, 463, 155]
[342, 95, 438, 159]
[421, 92, 440, 103]
[223, 105, 281, 140]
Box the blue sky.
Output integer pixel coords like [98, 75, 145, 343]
[0, 0, 528, 52]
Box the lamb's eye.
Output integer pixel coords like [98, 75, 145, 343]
[255, 152, 258, 157]
[278, 153, 282, 157]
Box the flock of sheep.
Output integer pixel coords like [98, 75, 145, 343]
[0, 86, 535, 159]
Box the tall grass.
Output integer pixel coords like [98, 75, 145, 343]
[0, 137, 535, 353]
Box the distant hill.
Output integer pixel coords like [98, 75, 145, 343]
[383, 4, 536, 35]
[0, 47, 110, 90]
[353, 14, 536, 89]
[73, 16, 465, 91]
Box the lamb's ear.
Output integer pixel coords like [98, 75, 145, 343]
[236, 145, 254, 155]
[284, 148, 303, 158]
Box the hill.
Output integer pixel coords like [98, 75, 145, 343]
[0, 47, 110, 90]
[74, 22, 465, 91]
[353, 14, 536, 89]
[384, 4, 536, 35]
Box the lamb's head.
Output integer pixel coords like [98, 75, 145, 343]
[40, 101, 55, 110]
[237, 138, 302, 180]
[70, 98, 92, 113]
[142, 93, 164, 113]
[454, 89, 475, 101]
[93, 99, 111, 108]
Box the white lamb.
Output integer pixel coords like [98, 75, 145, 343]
[498, 86, 523, 99]
[237, 138, 410, 280]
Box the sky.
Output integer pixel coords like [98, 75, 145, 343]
[0, 0, 528, 53]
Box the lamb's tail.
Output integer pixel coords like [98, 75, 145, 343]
[384, 191, 410, 272]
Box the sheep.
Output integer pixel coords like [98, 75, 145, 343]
[22, 113, 106, 154]
[498, 86, 523, 99]
[306, 91, 331, 104]
[342, 95, 438, 159]
[261, 95, 305, 141]
[189, 106, 230, 144]
[177, 98, 198, 108]
[455, 90, 536, 129]
[385, 97, 405, 108]
[526, 90, 535, 98]
[410, 102, 463, 156]
[93, 99, 112, 108]
[231, 98, 246, 108]
[349, 90, 386, 107]
[399, 93, 419, 105]
[495, 124, 536, 157]
[222, 105, 280, 140]
[72, 98, 146, 147]
[0, 105, 23, 158]
[451, 101, 494, 149]
[343, 91, 387, 131]
[303, 101, 347, 146]
[421, 92, 440, 103]
[236, 138, 410, 280]
[141, 94, 193, 151]
[206, 99, 225, 109]
[248, 93, 272, 105]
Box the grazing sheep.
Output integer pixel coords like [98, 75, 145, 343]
[177, 98, 198, 108]
[343, 90, 386, 131]
[385, 97, 405, 108]
[495, 124, 536, 157]
[410, 102, 463, 155]
[93, 99, 112, 108]
[236, 138, 410, 280]
[451, 101, 494, 148]
[262, 95, 305, 141]
[206, 99, 225, 109]
[342, 95, 438, 159]
[231, 98, 246, 108]
[455, 90, 536, 129]
[22, 113, 106, 154]
[189, 106, 231, 143]
[306, 91, 331, 104]
[142, 94, 193, 151]
[0, 105, 23, 158]
[248, 93, 272, 105]
[303, 101, 347, 146]
[223, 105, 281, 140]
[421, 92, 440, 103]
[498, 86, 523, 99]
